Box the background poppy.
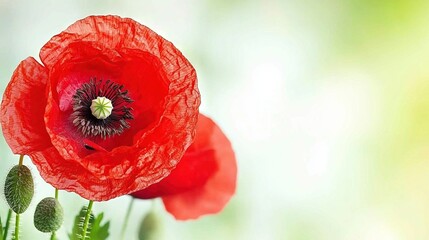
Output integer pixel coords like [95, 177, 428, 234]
[131, 114, 237, 220]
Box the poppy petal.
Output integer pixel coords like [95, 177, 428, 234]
[130, 114, 236, 219]
[1, 57, 51, 154]
[29, 146, 141, 200]
[23, 15, 200, 201]
[43, 45, 170, 157]
[162, 114, 237, 220]
[130, 147, 218, 199]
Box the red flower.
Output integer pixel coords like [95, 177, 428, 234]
[131, 114, 237, 220]
[0, 15, 200, 201]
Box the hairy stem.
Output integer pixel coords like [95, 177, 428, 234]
[81, 200, 94, 240]
[14, 214, 19, 240]
[13, 154, 24, 240]
[3, 209, 12, 240]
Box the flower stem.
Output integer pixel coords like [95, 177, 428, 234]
[2, 209, 12, 240]
[120, 197, 135, 240]
[18, 155, 24, 166]
[50, 232, 56, 240]
[11, 155, 24, 240]
[14, 213, 20, 240]
[81, 200, 94, 240]
[50, 188, 59, 240]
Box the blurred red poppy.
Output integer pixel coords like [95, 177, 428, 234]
[131, 114, 237, 220]
[0, 15, 200, 201]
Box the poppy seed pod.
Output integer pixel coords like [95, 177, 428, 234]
[4, 165, 34, 214]
[34, 197, 64, 233]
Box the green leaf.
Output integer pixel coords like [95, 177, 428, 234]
[88, 212, 110, 240]
[68, 207, 109, 240]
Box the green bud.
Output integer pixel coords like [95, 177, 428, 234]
[4, 165, 34, 214]
[34, 197, 64, 233]
[138, 212, 159, 240]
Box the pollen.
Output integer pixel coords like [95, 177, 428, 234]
[90, 96, 113, 119]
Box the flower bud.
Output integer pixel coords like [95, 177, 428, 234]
[4, 165, 34, 214]
[138, 212, 159, 240]
[34, 197, 64, 233]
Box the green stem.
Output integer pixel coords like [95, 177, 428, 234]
[2, 209, 12, 240]
[50, 232, 56, 240]
[18, 155, 24, 166]
[81, 200, 94, 240]
[120, 197, 135, 240]
[50, 189, 59, 240]
[14, 214, 19, 240]
[151, 199, 156, 210]
[8, 155, 25, 240]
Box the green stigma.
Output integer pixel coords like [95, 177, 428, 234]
[90, 96, 113, 119]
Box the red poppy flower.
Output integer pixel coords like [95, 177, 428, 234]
[0, 15, 200, 201]
[131, 114, 237, 220]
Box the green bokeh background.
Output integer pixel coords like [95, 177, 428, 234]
[2, 0, 429, 239]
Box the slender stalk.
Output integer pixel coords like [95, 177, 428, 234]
[120, 197, 135, 240]
[14, 214, 19, 240]
[151, 199, 156, 210]
[81, 200, 94, 240]
[2, 209, 12, 240]
[18, 155, 24, 166]
[8, 155, 24, 240]
[50, 188, 59, 240]
[50, 232, 56, 240]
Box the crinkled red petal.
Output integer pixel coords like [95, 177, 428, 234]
[130, 147, 218, 199]
[131, 114, 237, 219]
[162, 114, 236, 220]
[33, 15, 200, 201]
[29, 147, 141, 200]
[0, 57, 52, 155]
[45, 44, 169, 157]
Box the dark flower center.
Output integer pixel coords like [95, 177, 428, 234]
[72, 78, 133, 139]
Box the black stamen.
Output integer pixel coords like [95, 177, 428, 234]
[72, 78, 134, 139]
